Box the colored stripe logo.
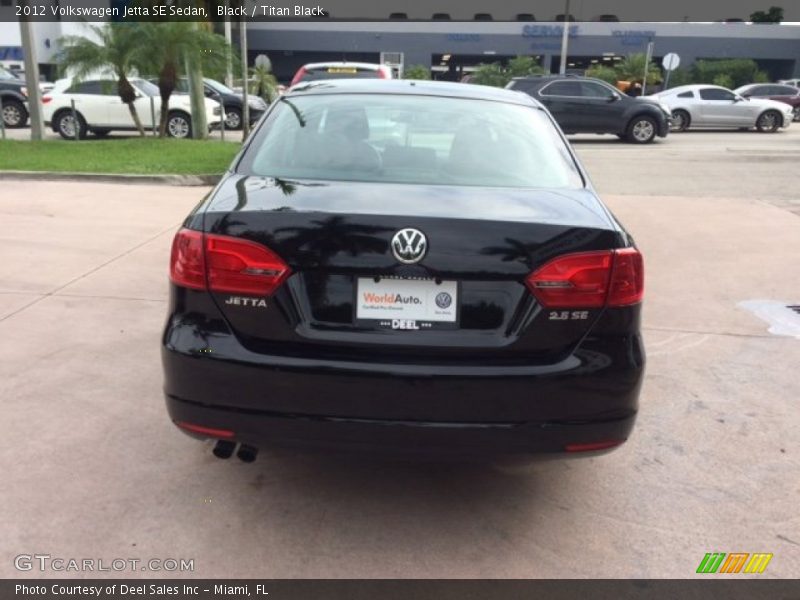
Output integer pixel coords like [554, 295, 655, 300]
[697, 553, 773, 574]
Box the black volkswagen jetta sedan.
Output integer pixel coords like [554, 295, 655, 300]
[162, 79, 645, 461]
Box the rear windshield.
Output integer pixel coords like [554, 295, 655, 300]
[238, 93, 583, 189]
[299, 67, 382, 82]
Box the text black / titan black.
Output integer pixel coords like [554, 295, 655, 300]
[162, 79, 645, 460]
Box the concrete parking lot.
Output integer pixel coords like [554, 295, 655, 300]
[1, 128, 798, 578]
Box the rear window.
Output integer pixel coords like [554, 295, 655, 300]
[238, 93, 583, 189]
[298, 67, 382, 83]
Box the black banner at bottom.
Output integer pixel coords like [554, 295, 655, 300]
[3, 580, 800, 600]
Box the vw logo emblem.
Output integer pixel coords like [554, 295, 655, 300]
[435, 292, 452, 309]
[391, 228, 427, 264]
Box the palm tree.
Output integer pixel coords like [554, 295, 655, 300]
[249, 63, 279, 104]
[58, 23, 146, 136]
[138, 22, 231, 137]
[615, 53, 662, 86]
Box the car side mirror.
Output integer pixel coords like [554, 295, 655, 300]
[733, 95, 745, 102]
[608, 93, 621, 102]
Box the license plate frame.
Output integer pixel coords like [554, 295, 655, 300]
[354, 276, 460, 330]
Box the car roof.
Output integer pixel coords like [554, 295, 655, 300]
[284, 78, 542, 108]
[301, 62, 386, 70]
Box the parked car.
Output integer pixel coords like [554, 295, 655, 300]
[289, 61, 393, 87]
[506, 75, 671, 143]
[41, 77, 221, 139]
[163, 79, 645, 461]
[8, 68, 54, 93]
[778, 78, 800, 88]
[0, 66, 29, 128]
[734, 83, 800, 122]
[151, 77, 267, 130]
[652, 84, 794, 133]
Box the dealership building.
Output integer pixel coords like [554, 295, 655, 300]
[1, 0, 799, 83]
[249, 20, 800, 83]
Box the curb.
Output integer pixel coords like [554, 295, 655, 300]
[0, 171, 221, 186]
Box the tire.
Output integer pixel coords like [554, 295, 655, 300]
[224, 107, 242, 130]
[756, 110, 781, 133]
[54, 110, 87, 140]
[167, 111, 192, 139]
[626, 115, 658, 144]
[671, 109, 690, 132]
[793, 106, 800, 122]
[2, 98, 28, 128]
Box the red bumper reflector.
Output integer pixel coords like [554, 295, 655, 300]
[176, 421, 235, 439]
[565, 439, 625, 453]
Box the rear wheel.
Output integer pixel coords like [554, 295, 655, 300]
[793, 106, 800, 122]
[55, 110, 87, 140]
[626, 115, 657, 144]
[2, 98, 28, 128]
[224, 107, 242, 130]
[167, 111, 192, 139]
[756, 110, 781, 133]
[671, 109, 690, 132]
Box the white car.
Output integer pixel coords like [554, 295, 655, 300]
[41, 77, 221, 139]
[651, 84, 794, 133]
[778, 78, 800, 88]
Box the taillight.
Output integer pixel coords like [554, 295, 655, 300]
[205, 234, 290, 295]
[41, 96, 52, 104]
[290, 67, 307, 87]
[169, 228, 291, 296]
[607, 247, 644, 307]
[525, 248, 643, 308]
[378, 67, 388, 79]
[169, 229, 206, 290]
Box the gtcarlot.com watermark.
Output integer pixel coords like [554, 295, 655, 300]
[14, 554, 194, 573]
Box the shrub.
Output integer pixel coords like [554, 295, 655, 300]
[471, 56, 544, 88]
[584, 65, 619, 85]
[403, 65, 431, 80]
[713, 74, 735, 89]
[691, 59, 769, 88]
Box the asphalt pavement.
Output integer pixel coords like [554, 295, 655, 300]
[0, 128, 798, 578]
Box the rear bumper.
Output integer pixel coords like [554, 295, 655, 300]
[162, 318, 644, 456]
[167, 394, 637, 457]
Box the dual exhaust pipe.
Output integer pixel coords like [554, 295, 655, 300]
[213, 440, 258, 463]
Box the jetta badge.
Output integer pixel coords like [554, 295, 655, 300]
[391, 228, 427, 264]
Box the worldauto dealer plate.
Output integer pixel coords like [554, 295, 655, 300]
[356, 277, 458, 325]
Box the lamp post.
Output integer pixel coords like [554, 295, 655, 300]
[558, 0, 571, 75]
[240, 17, 250, 140]
[19, 10, 44, 140]
[224, 0, 233, 88]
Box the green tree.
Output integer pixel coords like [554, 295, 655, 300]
[249, 63, 279, 103]
[615, 53, 662, 85]
[58, 23, 147, 136]
[137, 22, 231, 137]
[402, 65, 431, 80]
[750, 6, 784, 23]
[585, 64, 619, 85]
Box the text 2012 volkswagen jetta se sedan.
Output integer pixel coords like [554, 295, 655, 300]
[162, 80, 645, 462]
